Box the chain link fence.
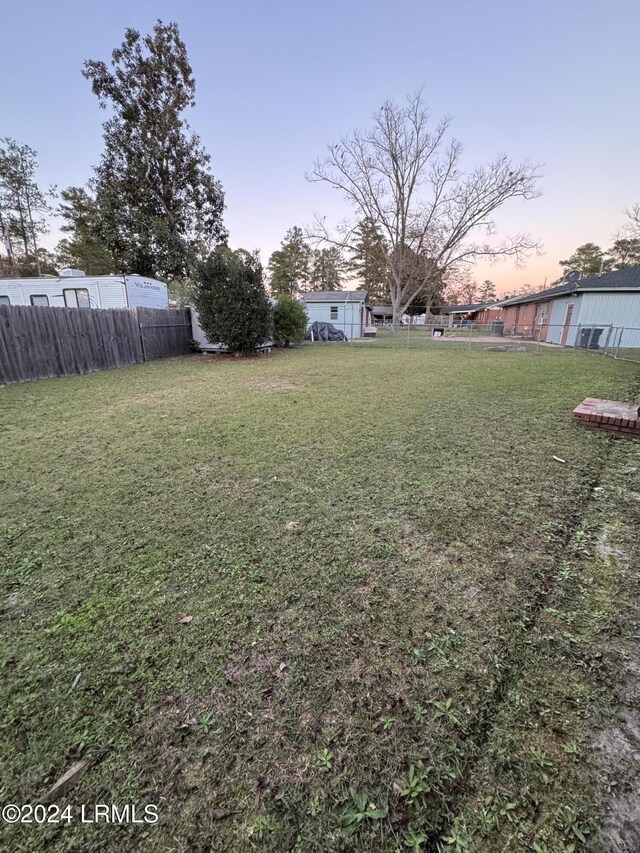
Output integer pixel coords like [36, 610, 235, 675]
[307, 321, 640, 363]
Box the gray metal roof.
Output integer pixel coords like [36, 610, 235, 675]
[439, 303, 487, 314]
[497, 265, 640, 307]
[300, 290, 369, 303]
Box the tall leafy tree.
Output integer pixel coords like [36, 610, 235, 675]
[55, 187, 115, 274]
[308, 246, 347, 291]
[193, 247, 272, 354]
[559, 243, 610, 277]
[83, 20, 227, 280]
[267, 226, 311, 296]
[478, 279, 497, 302]
[608, 237, 640, 270]
[350, 219, 389, 302]
[0, 138, 52, 274]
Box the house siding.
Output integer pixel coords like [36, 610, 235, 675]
[502, 301, 539, 335]
[546, 296, 582, 346]
[303, 300, 364, 339]
[576, 292, 640, 349]
[474, 307, 502, 324]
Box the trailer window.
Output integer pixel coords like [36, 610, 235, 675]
[330, 306, 338, 320]
[63, 288, 90, 308]
[30, 295, 49, 307]
[0, 296, 10, 305]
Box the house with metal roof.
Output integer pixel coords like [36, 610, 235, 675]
[437, 302, 503, 326]
[496, 266, 640, 349]
[299, 290, 372, 339]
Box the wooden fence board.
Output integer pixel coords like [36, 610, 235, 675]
[0, 305, 192, 384]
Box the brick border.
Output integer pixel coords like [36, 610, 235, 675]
[572, 397, 640, 438]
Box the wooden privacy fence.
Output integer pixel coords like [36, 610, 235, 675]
[0, 305, 192, 384]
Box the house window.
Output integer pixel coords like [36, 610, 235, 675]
[330, 306, 338, 320]
[0, 295, 10, 305]
[30, 295, 49, 306]
[63, 288, 90, 308]
[538, 304, 548, 324]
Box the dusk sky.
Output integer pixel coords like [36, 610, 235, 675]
[3, 0, 640, 294]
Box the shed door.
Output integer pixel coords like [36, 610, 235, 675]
[560, 304, 574, 346]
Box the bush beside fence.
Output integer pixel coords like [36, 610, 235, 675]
[0, 305, 192, 384]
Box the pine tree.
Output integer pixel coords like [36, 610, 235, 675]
[308, 247, 347, 291]
[56, 187, 114, 274]
[0, 138, 52, 274]
[478, 279, 497, 303]
[267, 227, 311, 296]
[349, 220, 389, 302]
[83, 20, 226, 280]
[559, 243, 611, 277]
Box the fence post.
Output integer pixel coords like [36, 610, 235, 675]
[136, 308, 147, 362]
[616, 327, 624, 359]
[468, 323, 472, 351]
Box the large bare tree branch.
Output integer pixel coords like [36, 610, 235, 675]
[307, 93, 541, 326]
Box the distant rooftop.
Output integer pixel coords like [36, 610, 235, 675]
[300, 290, 369, 302]
[497, 265, 640, 307]
[439, 302, 489, 314]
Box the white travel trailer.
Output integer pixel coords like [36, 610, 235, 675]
[0, 271, 168, 309]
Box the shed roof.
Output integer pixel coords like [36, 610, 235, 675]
[300, 290, 369, 303]
[497, 266, 640, 307]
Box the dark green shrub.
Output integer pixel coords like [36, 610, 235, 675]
[193, 247, 272, 354]
[273, 294, 308, 347]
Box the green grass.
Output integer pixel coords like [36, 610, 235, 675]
[1, 344, 639, 852]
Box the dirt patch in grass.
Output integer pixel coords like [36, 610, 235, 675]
[249, 378, 302, 392]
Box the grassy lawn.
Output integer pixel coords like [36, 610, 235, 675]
[1, 343, 639, 852]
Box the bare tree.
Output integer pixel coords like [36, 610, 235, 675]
[623, 204, 640, 239]
[308, 93, 541, 328]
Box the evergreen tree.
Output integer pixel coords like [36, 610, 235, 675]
[193, 247, 272, 354]
[0, 138, 52, 274]
[559, 243, 610, 277]
[55, 187, 114, 274]
[608, 237, 640, 270]
[478, 279, 497, 302]
[267, 226, 311, 296]
[273, 295, 308, 347]
[350, 220, 389, 302]
[83, 20, 226, 280]
[308, 246, 347, 291]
